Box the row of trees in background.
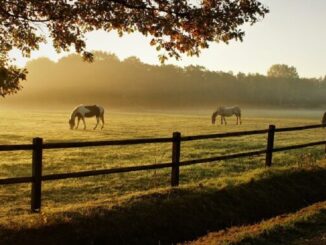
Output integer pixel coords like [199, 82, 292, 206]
[5, 52, 326, 109]
[0, 0, 268, 97]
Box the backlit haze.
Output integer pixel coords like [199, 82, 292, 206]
[9, 0, 326, 78]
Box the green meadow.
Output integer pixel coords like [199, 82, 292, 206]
[0, 108, 325, 220]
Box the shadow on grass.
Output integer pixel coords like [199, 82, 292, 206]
[1, 168, 326, 245]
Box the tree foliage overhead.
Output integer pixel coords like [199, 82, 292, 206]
[0, 0, 268, 96]
[0, 66, 26, 97]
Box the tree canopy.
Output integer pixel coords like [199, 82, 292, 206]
[267, 64, 299, 79]
[0, 0, 268, 97]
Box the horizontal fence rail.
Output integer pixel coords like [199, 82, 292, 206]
[42, 163, 173, 181]
[43, 137, 172, 149]
[181, 129, 269, 141]
[275, 124, 325, 132]
[0, 144, 33, 152]
[0, 176, 33, 185]
[0, 123, 325, 212]
[180, 149, 267, 166]
[273, 141, 326, 152]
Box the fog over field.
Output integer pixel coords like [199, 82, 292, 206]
[2, 52, 326, 111]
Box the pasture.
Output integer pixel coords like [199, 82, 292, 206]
[0, 108, 325, 220]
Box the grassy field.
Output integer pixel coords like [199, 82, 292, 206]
[187, 200, 326, 245]
[1, 164, 326, 244]
[0, 108, 325, 219]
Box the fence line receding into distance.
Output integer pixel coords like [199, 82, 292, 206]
[0, 124, 325, 212]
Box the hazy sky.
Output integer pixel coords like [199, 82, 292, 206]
[9, 0, 326, 78]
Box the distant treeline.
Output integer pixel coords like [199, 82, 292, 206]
[4, 52, 326, 109]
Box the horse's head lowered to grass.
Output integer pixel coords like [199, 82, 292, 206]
[69, 118, 75, 130]
[212, 106, 242, 125]
[69, 105, 105, 130]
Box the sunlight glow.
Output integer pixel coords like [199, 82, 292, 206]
[8, 0, 326, 78]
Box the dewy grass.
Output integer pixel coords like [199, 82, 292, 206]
[0, 109, 325, 216]
[0, 109, 325, 243]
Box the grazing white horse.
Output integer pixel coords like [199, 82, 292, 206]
[69, 105, 105, 130]
[212, 106, 242, 125]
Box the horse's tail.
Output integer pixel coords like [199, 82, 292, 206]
[322, 112, 326, 126]
[98, 106, 105, 129]
[236, 106, 241, 117]
[99, 106, 105, 118]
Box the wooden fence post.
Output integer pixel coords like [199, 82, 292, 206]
[171, 132, 181, 187]
[265, 125, 275, 167]
[31, 137, 43, 212]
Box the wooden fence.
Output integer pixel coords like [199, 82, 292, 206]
[0, 124, 325, 212]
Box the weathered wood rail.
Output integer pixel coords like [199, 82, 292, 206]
[0, 124, 325, 212]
